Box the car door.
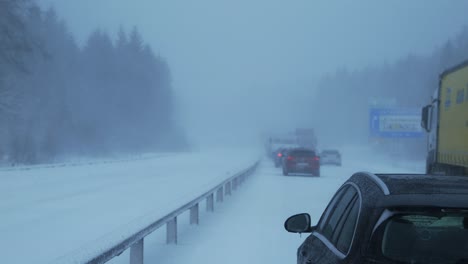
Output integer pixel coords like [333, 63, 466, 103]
[298, 184, 360, 264]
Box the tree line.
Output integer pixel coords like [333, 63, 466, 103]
[311, 26, 468, 157]
[0, 1, 188, 164]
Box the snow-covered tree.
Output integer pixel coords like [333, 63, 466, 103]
[0, 4, 188, 164]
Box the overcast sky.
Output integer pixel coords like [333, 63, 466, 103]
[38, 0, 468, 147]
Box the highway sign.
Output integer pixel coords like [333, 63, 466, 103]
[369, 108, 424, 138]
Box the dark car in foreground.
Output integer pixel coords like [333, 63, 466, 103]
[282, 148, 320, 176]
[284, 173, 468, 264]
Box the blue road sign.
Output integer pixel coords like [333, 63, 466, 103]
[369, 108, 424, 138]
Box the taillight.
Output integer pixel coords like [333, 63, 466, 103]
[314, 156, 320, 161]
[287, 156, 295, 161]
[277, 153, 283, 157]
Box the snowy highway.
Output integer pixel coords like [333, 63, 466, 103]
[0, 149, 259, 264]
[2, 1, 466, 263]
[0, 147, 424, 264]
[106, 147, 424, 264]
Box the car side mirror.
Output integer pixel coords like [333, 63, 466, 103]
[284, 213, 313, 233]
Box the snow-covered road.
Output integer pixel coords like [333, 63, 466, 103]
[0, 146, 424, 264]
[106, 146, 424, 264]
[0, 149, 259, 264]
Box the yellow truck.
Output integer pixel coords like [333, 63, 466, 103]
[421, 60, 468, 175]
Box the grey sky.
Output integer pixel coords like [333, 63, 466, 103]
[38, 0, 468, 146]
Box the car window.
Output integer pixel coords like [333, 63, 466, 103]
[331, 195, 356, 243]
[335, 196, 360, 253]
[321, 186, 357, 241]
[375, 211, 468, 264]
[318, 186, 349, 232]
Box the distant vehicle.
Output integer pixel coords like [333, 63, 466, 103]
[282, 148, 320, 176]
[284, 172, 468, 264]
[266, 135, 297, 159]
[320, 149, 341, 166]
[273, 148, 289, 168]
[421, 60, 468, 176]
[295, 128, 317, 150]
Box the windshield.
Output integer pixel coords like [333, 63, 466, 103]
[376, 212, 468, 264]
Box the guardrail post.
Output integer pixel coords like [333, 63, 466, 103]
[206, 193, 214, 212]
[130, 239, 144, 264]
[166, 217, 177, 244]
[232, 178, 238, 191]
[225, 182, 231, 196]
[216, 187, 223, 202]
[239, 175, 245, 185]
[190, 204, 199, 225]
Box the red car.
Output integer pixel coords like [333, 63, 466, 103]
[282, 148, 320, 176]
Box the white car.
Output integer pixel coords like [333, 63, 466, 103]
[320, 150, 341, 166]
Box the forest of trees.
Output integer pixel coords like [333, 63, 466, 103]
[0, 1, 187, 164]
[312, 26, 468, 157]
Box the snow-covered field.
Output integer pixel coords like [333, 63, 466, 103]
[0, 146, 424, 264]
[0, 149, 259, 264]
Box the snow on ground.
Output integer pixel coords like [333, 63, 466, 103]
[0, 149, 259, 264]
[104, 146, 424, 264]
[0, 145, 424, 264]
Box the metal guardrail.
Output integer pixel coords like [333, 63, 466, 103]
[78, 161, 259, 264]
